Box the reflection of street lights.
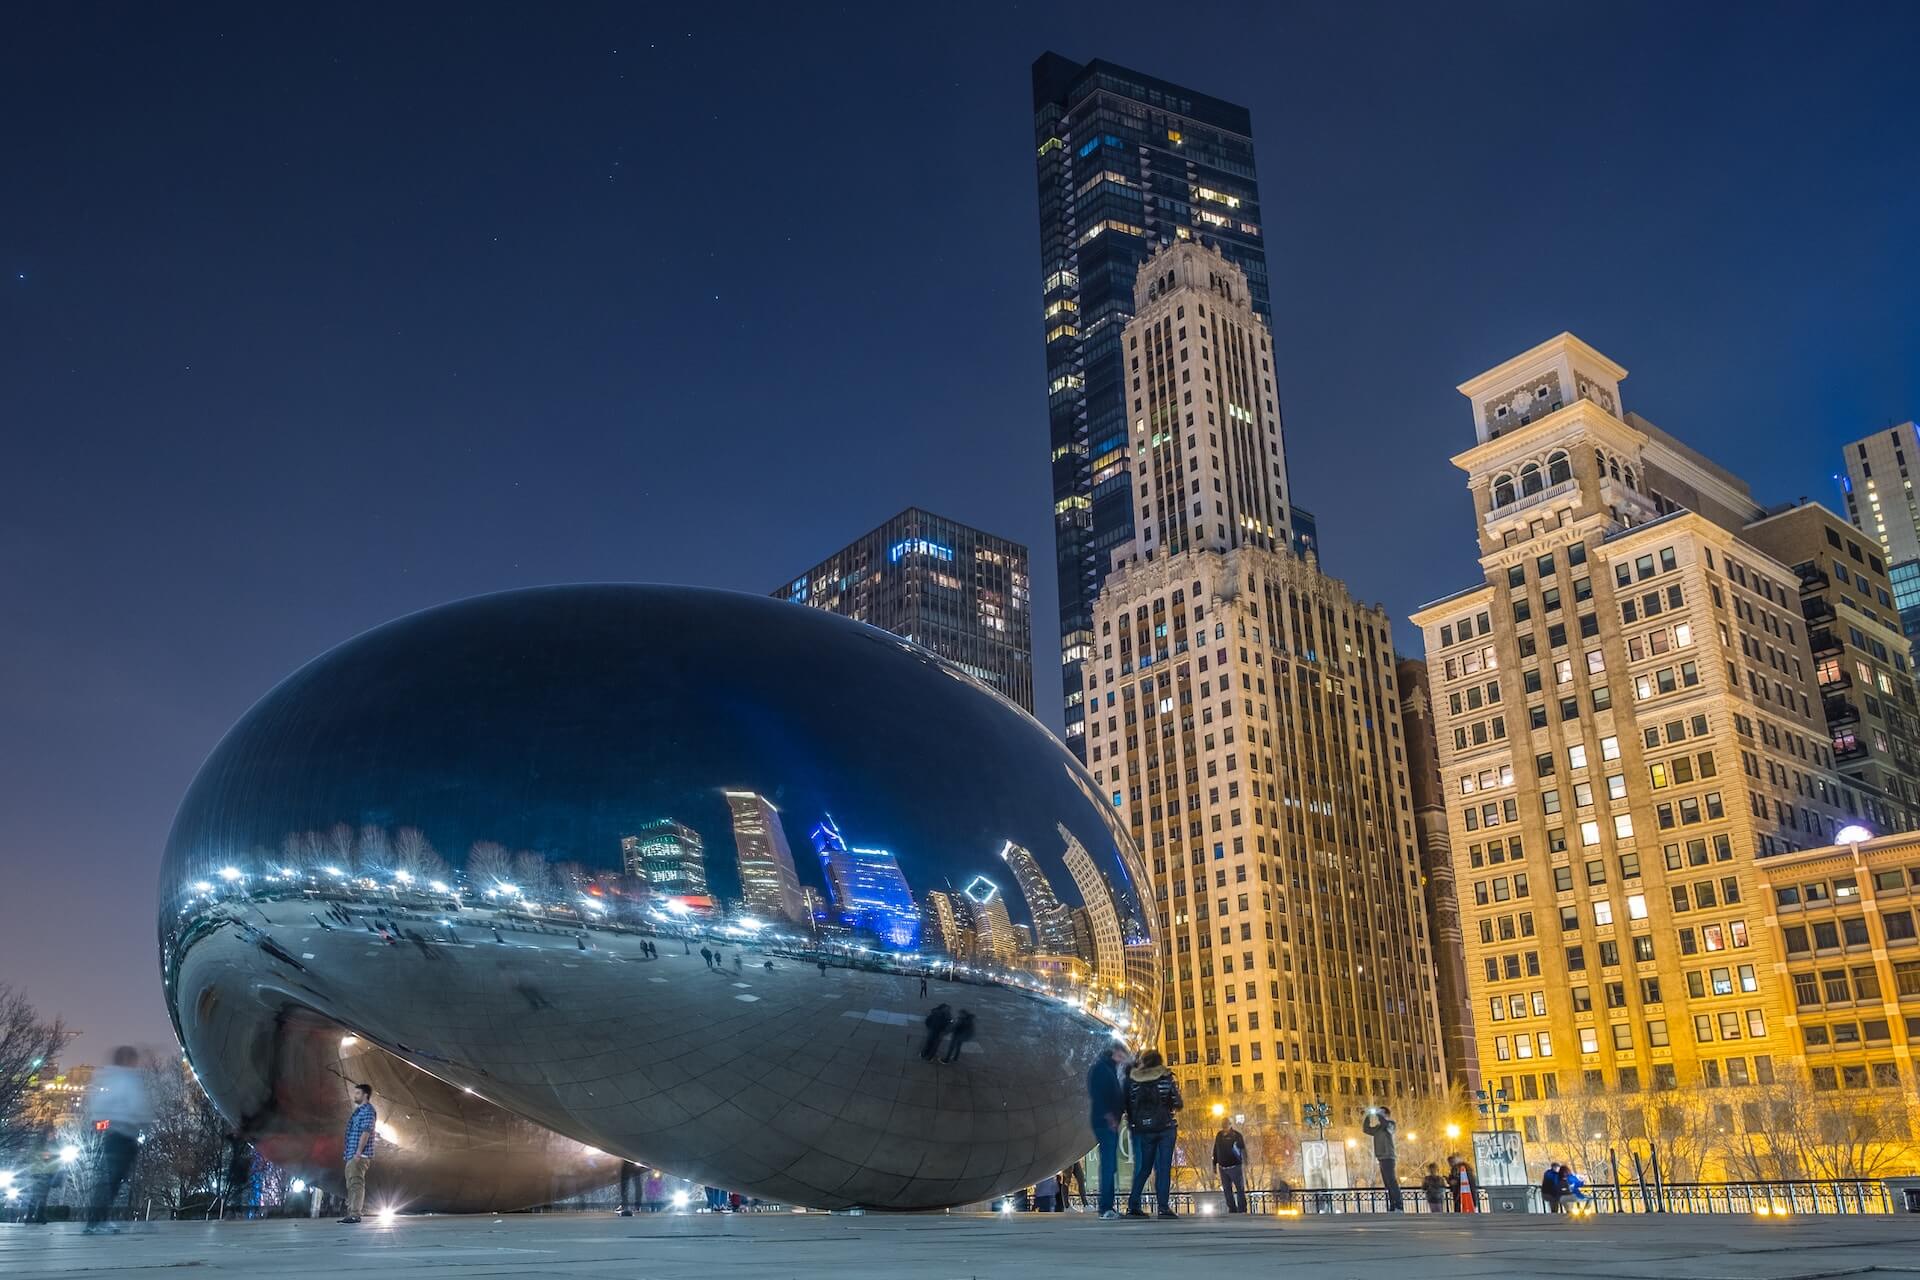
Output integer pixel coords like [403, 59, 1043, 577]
[1210, 1102, 1226, 1119]
[1445, 1122, 1461, 1140]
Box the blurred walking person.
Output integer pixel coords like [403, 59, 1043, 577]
[338, 1081, 377, 1224]
[1085, 1042, 1129, 1219]
[83, 1047, 152, 1234]
[920, 1003, 952, 1060]
[1122, 1049, 1182, 1219]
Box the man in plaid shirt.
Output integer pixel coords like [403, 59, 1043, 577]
[339, 1082, 376, 1224]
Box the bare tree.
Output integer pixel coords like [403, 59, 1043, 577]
[512, 850, 554, 903]
[469, 841, 512, 888]
[356, 825, 392, 877]
[129, 1055, 235, 1216]
[323, 823, 357, 874]
[0, 985, 74, 1163]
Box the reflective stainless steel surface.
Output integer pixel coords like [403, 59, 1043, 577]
[160, 585, 1157, 1211]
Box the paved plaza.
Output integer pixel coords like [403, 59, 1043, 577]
[3, 1210, 1918, 1279]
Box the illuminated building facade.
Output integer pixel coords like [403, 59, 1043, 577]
[965, 875, 1019, 963]
[1743, 503, 1920, 832]
[774, 507, 1032, 711]
[621, 818, 707, 898]
[1032, 52, 1284, 752]
[1085, 243, 1442, 1122]
[923, 888, 969, 957]
[725, 790, 808, 924]
[812, 816, 919, 948]
[1412, 333, 1873, 1145]
[1753, 829, 1920, 1098]
[1000, 840, 1078, 953]
[1839, 424, 1920, 656]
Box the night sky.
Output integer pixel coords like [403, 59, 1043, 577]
[4, 3, 1916, 1063]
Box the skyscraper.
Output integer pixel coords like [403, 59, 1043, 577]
[621, 818, 707, 899]
[1085, 241, 1442, 1120]
[724, 790, 807, 925]
[811, 815, 918, 948]
[1060, 824, 1126, 994]
[1838, 422, 1920, 647]
[963, 874, 1018, 963]
[773, 507, 1032, 712]
[998, 839, 1077, 954]
[1033, 52, 1285, 751]
[1412, 333, 1874, 1146]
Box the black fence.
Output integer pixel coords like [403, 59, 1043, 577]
[1040, 1178, 1903, 1217]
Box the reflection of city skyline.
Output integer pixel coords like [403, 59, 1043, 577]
[219, 787, 1146, 997]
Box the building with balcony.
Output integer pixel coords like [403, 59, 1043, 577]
[1412, 334, 1880, 1149]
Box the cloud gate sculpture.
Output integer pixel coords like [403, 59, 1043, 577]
[160, 585, 1158, 1212]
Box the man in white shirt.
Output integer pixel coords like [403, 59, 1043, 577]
[83, 1046, 153, 1234]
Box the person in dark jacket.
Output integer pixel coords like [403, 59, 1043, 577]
[1422, 1162, 1446, 1213]
[1361, 1105, 1403, 1211]
[920, 1003, 952, 1060]
[940, 1009, 975, 1063]
[1086, 1043, 1130, 1218]
[1123, 1049, 1182, 1219]
[1540, 1162, 1563, 1213]
[1212, 1121, 1247, 1212]
[1447, 1153, 1481, 1213]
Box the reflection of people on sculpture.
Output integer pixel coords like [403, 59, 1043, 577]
[941, 1008, 975, 1062]
[921, 1003, 952, 1060]
[617, 1160, 643, 1216]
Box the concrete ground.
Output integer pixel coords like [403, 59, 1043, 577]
[2, 1209, 1917, 1279]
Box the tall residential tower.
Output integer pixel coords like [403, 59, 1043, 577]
[1838, 423, 1920, 648]
[1085, 242, 1442, 1125]
[1032, 53, 1287, 751]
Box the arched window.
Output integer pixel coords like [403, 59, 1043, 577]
[1609, 457, 1621, 481]
[1519, 462, 1544, 496]
[1547, 451, 1571, 485]
[1622, 466, 1635, 490]
[1492, 474, 1517, 507]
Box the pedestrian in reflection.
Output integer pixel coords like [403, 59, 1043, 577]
[1212, 1116, 1248, 1212]
[701, 946, 713, 968]
[1086, 1042, 1130, 1219]
[338, 1082, 377, 1225]
[733, 954, 743, 975]
[683, 938, 690, 955]
[920, 1003, 953, 1060]
[941, 1008, 975, 1063]
[817, 958, 827, 977]
[919, 973, 929, 998]
[1062, 1157, 1086, 1210]
[83, 1046, 153, 1234]
[1122, 1049, 1181, 1219]
[617, 1160, 642, 1216]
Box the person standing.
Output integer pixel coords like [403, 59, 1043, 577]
[1033, 1171, 1060, 1213]
[941, 1009, 976, 1063]
[338, 1081, 377, 1224]
[1122, 1049, 1182, 1219]
[1062, 1158, 1086, 1210]
[83, 1047, 153, 1234]
[1212, 1117, 1248, 1212]
[1361, 1105, 1402, 1211]
[1539, 1161, 1563, 1213]
[1085, 1043, 1129, 1219]
[1422, 1162, 1447, 1213]
[920, 1003, 953, 1061]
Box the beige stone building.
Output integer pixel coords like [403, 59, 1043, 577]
[1084, 241, 1445, 1128]
[1412, 333, 1887, 1148]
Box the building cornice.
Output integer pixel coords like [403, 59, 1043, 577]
[1448, 401, 1646, 475]
[1456, 332, 1628, 399]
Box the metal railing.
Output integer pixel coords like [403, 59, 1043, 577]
[1048, 1178, 1901, 1217]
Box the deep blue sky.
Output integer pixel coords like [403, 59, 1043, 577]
[3, 2, 1915, 1061]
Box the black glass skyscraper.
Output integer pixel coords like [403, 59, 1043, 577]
[1032, 53, 1280, 751]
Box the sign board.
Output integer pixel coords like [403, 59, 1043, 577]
[1472, 1129, 1528, 1187]
[1299, 1139, 1349, 1191]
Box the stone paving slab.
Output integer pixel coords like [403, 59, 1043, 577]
[2, 1210, 1918, 1279]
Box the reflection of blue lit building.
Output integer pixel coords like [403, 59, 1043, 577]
[812, 816, 919, 948]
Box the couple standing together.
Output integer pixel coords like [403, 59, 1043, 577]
[1085, 1043, 1183, 1219]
